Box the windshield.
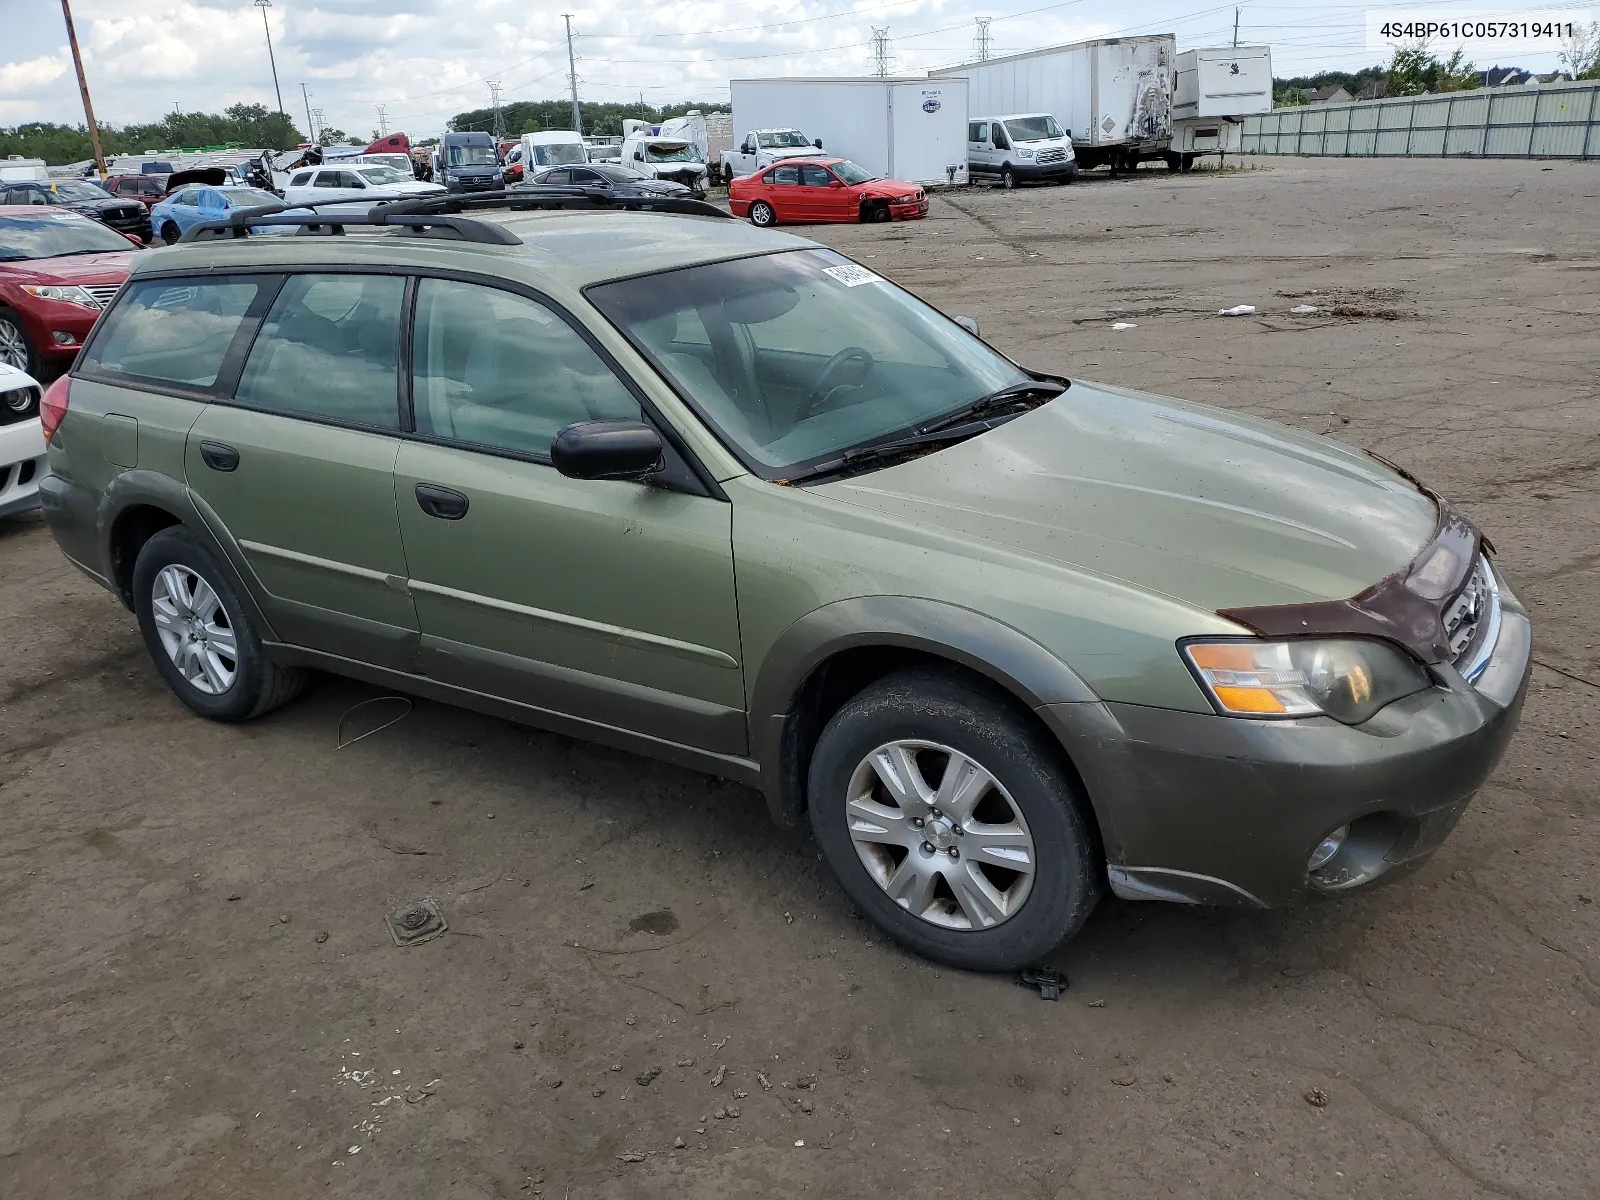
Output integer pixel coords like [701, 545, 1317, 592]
[447, 143, 497, 167]
[758, 131, 812, 149]
[589, 249, 1030, 478]
[356, 166, 410, 185]
[53, 181, 112, 202]
[1005, 115, 1064, 142]
[532, 142, 586, 167]
[0, 212, 132, 260]
[832, 160, 877, 185]
[643, 142, 698, 163]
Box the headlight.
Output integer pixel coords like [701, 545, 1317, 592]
[21, 284, 100, 308]
[1017, 148, 1036, 159]
[1182, 638, 1430, 724]
[892, 193, 918, 203]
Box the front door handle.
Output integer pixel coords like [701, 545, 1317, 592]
[199, 441, 239, 472]
[414, 483, 469, 520]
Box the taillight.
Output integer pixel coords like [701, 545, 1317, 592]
[40, 375, 70, 443]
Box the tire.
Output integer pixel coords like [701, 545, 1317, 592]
[160, 221, 181, 245]
[132, 526, 307, 722]
[808, 667, 1101, 970]
[1001, 167, 1017, 190]
[1164, 151, 1183, 171]
[0, 306, 35, 375]
[1182, 154, 1197, 172]
[749, 200, 776, 227]
[866, 203, 892, 224]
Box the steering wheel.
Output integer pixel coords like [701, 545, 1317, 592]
[802, 346, 876, 418]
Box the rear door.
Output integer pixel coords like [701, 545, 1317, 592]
[183, 271, 418, 669]
[968, 121, 991, 175]
[392, 275, 745, 754]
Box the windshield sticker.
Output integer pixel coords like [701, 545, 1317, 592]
[823, 264, 882, 287]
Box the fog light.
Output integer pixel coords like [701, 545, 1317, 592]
[52, 331, 76, 346]
[1308, 825, 1349, 872]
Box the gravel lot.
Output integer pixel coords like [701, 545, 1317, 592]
[3, 155, 1597, 1200]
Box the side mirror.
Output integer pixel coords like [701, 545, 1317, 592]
[829, 180, 842, 189]
[551, 420, 663, 481]
[813, 138, 822, 149]
[954, 315, 980, 337]
[123, 233, 144, 248]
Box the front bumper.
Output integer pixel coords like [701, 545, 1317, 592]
[1046, 595, 1532, 908]
[888, 198, 930, 220]
[0, 418, 46, 518]
[1013, 160, 1078, 182]
[16, 298, 99, 362]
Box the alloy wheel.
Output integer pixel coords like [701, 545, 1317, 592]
[844, 740, 1036, 930]
[750, 201, 775, 227]
[0, 318, 28, 372]
[151, 564, 238, 695]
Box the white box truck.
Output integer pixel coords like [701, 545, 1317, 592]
[1170, 46, 1273, 168]
[730, 77, 969, 186]
[931, 36, 1176, 171]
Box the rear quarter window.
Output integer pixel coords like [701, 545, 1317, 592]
[77, 276, 277, 393]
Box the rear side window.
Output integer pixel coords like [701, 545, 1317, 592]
[969, 121, 987, 141]
[290, 171, 312, 186]
[233, 274, 404, 430]
[78, 277, 273, 391]
[770, 165, 799, 185]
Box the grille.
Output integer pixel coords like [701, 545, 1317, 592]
[83, 284, 121, 308]
[456, 177, 499, 191]
[1035, 147, 1068, 165]
[1446, 554, 1501, 681]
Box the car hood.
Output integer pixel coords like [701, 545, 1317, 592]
[854, 178, 922, 198]
[815, 380, 1440, 613]
[2, 252, 135, 285]
[763, 146, 815, 160]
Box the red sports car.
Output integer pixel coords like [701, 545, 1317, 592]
[0, 207, 137, 375]
[729, 157, 928, 227]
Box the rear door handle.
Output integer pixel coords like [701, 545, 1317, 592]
[414, 482, 469, 520]
[199, 441, 239, 472]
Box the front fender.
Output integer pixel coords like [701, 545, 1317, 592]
[749, 595, 1112, 829]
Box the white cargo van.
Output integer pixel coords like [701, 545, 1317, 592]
[619, 134, 710, 195]
[521, 131, 587, 171]
[966, 114, 1076, 188]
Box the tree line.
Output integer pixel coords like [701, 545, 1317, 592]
[447, 99, 726, 138]
[1, 104, 305, 164]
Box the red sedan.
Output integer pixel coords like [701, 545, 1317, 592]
[0, 207, 137, 375]
[729, 157, 928, 227]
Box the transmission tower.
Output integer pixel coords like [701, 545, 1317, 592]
[487, 80, 504, 139]
[310, 107, 326, 143]
[871, 27, 893, 78]
[375, 103, 388, 137]
[974, 18, 993, 61]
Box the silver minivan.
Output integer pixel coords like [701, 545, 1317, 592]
[967, 114, 1077, 188]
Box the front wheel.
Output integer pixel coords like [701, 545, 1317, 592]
[133, 527, 307, 722]
[1001, 167, 1017, 190]
[749, 200, 776, 227]
[0, 306, 35, 374]
[160, 221, 181, 245]
[808, 668, 1101, 970]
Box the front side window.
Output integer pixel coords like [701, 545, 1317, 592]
[0, 211, 138, 261]
[412, 278, 639, 458]
[233, 274, 403, 429]
[171, 187, 202, 206]
[79, 276, 271, 390]
[1005, 115, 1064, 142]
[800, 165, 835, 188]
[589, 249, 1029, 477]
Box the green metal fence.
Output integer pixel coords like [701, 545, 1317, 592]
[1241, 81, 1600, 159]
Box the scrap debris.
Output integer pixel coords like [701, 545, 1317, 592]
[1018, 966, 1065, 1000]
[1217, 304, 1257, 317]
[387, 899, 447, 946]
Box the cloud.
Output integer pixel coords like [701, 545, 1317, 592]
[0, 53, 69, 96]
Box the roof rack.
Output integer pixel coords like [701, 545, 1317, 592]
[177, 186, 731, 245]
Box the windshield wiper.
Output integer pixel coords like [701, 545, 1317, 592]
[915, 378, 1065, 434]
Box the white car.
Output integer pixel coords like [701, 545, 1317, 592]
[280, 164, 444, 212]
[0, 361, 46, 519]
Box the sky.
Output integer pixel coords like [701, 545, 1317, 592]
[2, 0, 1587, 137]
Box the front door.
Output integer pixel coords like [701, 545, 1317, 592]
[392, 276, 745, 754]
[184, 271, 418, 670]
[765, 164, 806, 222]
[798, 164, 847, 222]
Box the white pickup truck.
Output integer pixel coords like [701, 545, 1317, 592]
[717, 128, 820, 182]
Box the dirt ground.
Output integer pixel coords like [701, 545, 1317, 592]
[3, 155, 1598, 1200]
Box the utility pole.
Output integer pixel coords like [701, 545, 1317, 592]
[487, 81, 504, 140]
[254, 0, 285, 116]
[59, 0, 107, 178]
[376, 104, 388, 137]
[301, 83, 315, 145]
[563, 14, 583, 135]
[1232, 6, 1240, 48]
[871, 27, 893, 78]
[974, 18, 993, 62]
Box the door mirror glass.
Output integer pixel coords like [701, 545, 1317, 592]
[954, 315, 980, 337]
[812, 138, 822, 149]
[551, 420, 663, 481]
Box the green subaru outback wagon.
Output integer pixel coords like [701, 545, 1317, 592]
[38, 200, 1530, 970]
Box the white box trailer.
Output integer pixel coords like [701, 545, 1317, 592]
[931, 35, 1176, 170]
[730, 77, 969, 186]
[1171, 46, 1272, 166]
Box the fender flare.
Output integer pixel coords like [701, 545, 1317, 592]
[749, 596, 1102, 828]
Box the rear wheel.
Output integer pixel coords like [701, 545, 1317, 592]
[749, 200, 776, 227]
[132, 527, 307, 722]
[160, 221, 181, 245]
[808, 668, 1101, 970]
[0, 306, 34, 374]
